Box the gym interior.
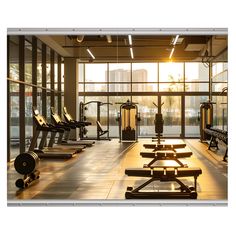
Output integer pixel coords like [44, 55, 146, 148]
[7, 28, 228, 203]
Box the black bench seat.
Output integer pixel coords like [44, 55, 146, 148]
[125, 167, 202, 178]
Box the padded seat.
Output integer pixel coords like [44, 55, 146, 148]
[143, 143, 186, 149]
[125, 167, 202, 178]
[140, 150, 192, 158]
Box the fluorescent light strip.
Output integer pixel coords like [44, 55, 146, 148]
[173, 35, 179, 45]
[87, 48, 95, 59]
[130, 47, 134, 59]
[169, 47, 175, 59]
[128, 35, 132, 45]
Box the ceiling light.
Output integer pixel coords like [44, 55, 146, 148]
[130, 47, 134, 59]
[106, 35, 112, 43]
[172, 35, 179, 45]
[76, 35, 84, 43]
[87, 48, 95, 59]
[128, 35, 132, 45]
[169, 47, 175, 59]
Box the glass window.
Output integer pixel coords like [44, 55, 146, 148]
[79, 84, 84, 92]
[185, 83, 209, 92]
[212, 62, 226, 76]
[185, 96, 208, 137]
[54, 53, 58, 90]
[132, 96, 157, 137]
[46, 92, 51, 122]
[109, 83, 131, 92]
[9, 36, 19, 81]
[79, 63, 84, 82]
[46, 47, 51, 89]
[132, 83, 158, 92]
[61, 60, 64, 92]
[212, 82, 227, 92]
[132, 63, 157, 82]
[85, 83, 107, 92]
[109, 96, 131, 137]
[185, 63, 209, 82]
[109, 63, 131, 82]
[25, 86, 33, 150]
[159, 62, 184, 82]
[161, 96, 181, 137]
[85, 63, 107, 82]
[54, 92, 58, 114]
[37, 40, 42, 87]
[159, 83, 184, 92]
[212, 62, 228, 82]
[37, 88, 43, 115]
[25, 37, 32, 84]
[212, 95, 228, 130]
[9, 82, 20, 160]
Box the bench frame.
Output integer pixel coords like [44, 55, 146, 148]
[125, 167, 201, 199]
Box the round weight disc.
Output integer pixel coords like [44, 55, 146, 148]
[14, 152, 39, 175]
[15, 179, 25, 189]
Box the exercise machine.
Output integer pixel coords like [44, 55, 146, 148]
[51, 107, 92, 147]
[79, 101, 112, 141]
[125, 167, 202, 199]
[14, 151, 40, 188]
[152, 101, 164, 144]
[124, 100, 203, 198]
[116, 99, 140, 142]
[142, 101, 187, 151]
[29, 107, 78, 159]
[63, 107, 95, 146]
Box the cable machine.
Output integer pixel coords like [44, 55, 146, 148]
[79, 101, 112, 140]
[116, 99, 140, 142]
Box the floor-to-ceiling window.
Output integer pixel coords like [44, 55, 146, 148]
[78, 60, 227, 138]
[212, 61, 228, 130]
[7, 36, 63, 161]
[9, 36, 20, 161]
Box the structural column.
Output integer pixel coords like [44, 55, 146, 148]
[64, 58, 78, 140]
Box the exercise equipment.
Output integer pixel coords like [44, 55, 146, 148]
[29, 107, 77, 159]
[204, 127, 228, 162]
[79, 101, 112, 140]
[143, 143, 186, 150]
[116, 99, 140, 142]
[143, 101, 187, 151]
[152, 102, 164, 144]
[125, 167, 202, 199]
[63, 107, 95, 146]
[50, 107, 90, 148]
[199, 100, 215, 141]
[141, 149, 192, 168]
[14, 151, 40, 188]
[96, 121, 109, 140]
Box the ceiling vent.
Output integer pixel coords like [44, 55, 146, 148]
[184, 36, 207, 51]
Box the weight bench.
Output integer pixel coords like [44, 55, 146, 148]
[125, 167, 202, 199]
[96, 121, 109, 140]
[141, 150, 192, 168]
[143, 143, 186, 150]
[140, 149, 192, 158]
[204, 128, 228, 162]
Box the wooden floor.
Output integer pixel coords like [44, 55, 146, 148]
[7, 139, 227, 201]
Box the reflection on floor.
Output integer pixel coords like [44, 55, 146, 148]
[7, 139, 227, 200]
